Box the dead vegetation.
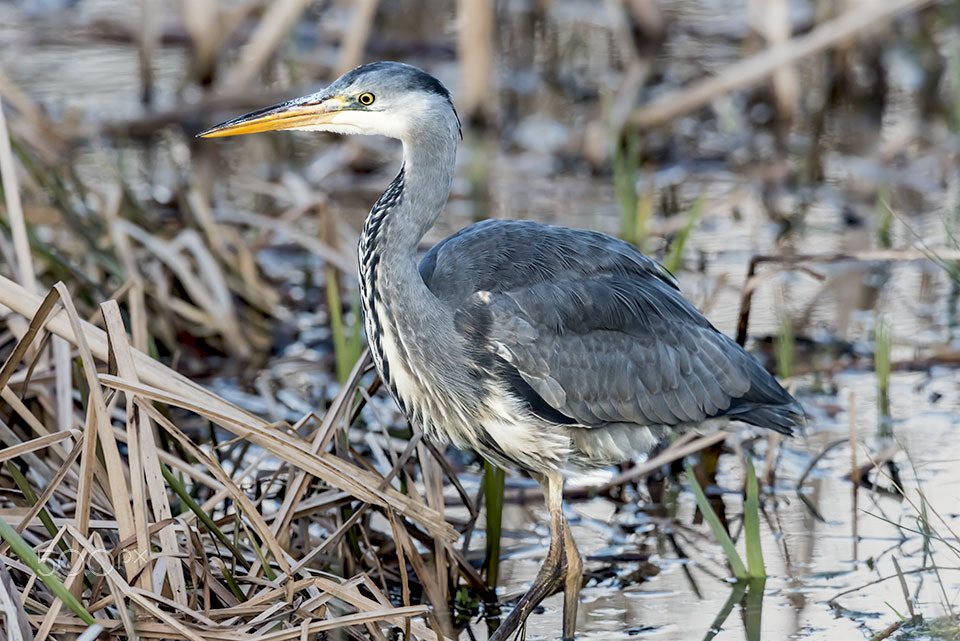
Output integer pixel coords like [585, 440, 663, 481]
[0, 0, 958, 639]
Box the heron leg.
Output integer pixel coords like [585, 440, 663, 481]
[489, 471, 567, 641]
[562, 518, 582, 640]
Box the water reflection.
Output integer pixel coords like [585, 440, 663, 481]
[703, 578, 765, 641]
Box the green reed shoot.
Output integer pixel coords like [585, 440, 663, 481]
[776, 316, 795, 381]
[875, 315, 893, 438]
[663, 196, 704, 275]
[876, 189, 893, 249]
[614, 132, 646, 249]
[685, 461, 747, 579]
[160, 462, 252, 575]
[7, 461, 69, 555]
[482, 460, 505, 590]
[326, 266, 365, 384]
[0, 514, 96, 625]
[743, 576, 766, 641]
[743, 458, 766, 579]
[686, 457, 765, 580]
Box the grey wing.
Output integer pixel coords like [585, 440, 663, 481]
[420, 220, 802, 434]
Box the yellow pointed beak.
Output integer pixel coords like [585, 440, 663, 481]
[198, 95, 350, 138]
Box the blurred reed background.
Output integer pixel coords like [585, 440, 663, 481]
[0, 0, 959, 640]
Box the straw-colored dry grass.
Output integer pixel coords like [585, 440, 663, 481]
[0, 272, 480, 639]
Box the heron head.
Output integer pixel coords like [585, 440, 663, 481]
[199, 61, 461, 143]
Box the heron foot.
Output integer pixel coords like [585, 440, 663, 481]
[489, 471, 580, 641]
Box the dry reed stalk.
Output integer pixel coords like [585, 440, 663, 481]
[457, 0, 495, 124]
[102, 185, 148, 352]
[272, 352, 371, 540]
[626, 0, 664, 37]
[138, 0, 160, 105]
[107, 308, 188, 601]
[253, 606, 432, 640]
[221, 0, 314, 90]
[67, 525, 209, 641]
[0, 288, 59, 390]
[52, 337, 72, 436]
[11, 439, 83, 538]
[185, 187, 279, 315]
[567, 430, 730, 497]
[101, 373, 457, 542]
[139, 401, 293, 575]
[748, 0, 799, 118]
[0, 65, 59, 152]
[736, 248, 960, 345]
[0, 96, 34, 292]
[418, 441, 449, 614]
[0, 278, 457, 538]
[215, 208, 356, 274]
[53, 284, 139, 585]
[0, 431, 77, 464]
[118, 221, 250, 356]
[630, 0, 933, 128]
[93, 532, 137, 639]
[393, 513, 455, 639]
[18, 525, 69, 607]
[336, 0, 379, 76]
[313, 576, 439, 641]
[33, 546, 87, 641]
[102, 301, 159, 595]
[178, 0, 223, 83]
[0, 557, 31, 641]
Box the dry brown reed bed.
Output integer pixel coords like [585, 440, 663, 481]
[0, 272, 479, 639]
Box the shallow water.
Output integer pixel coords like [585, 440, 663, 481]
[4, 0, 960, 639]
[492, 369, 960, 640]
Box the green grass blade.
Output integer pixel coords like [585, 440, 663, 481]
[875, 315, 893, 437]
[743, 578, 766, 641]
[663, 196, 704, 274]
[238, 516, 277, 581]
[0, 513, 96, 625]
[743, 458, 766, 579]
[776, 316, 794, 381]
[685, 461, 748, 580]
[326, 267, 365, 384]
[6, 461, 70, 555]
[160, 462, 251, 572]
[216, 558, 246, 602]
[614, 134, 641, 247]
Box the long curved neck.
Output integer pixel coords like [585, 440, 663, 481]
[358, 128, 460, 405]
[359, 132, 456, 291]
[383, 137, 457, 254]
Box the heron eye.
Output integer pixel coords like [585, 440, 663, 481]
[358, 92, 375, 106]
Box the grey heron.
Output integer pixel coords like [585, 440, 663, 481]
[200, 61, 802, 641]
